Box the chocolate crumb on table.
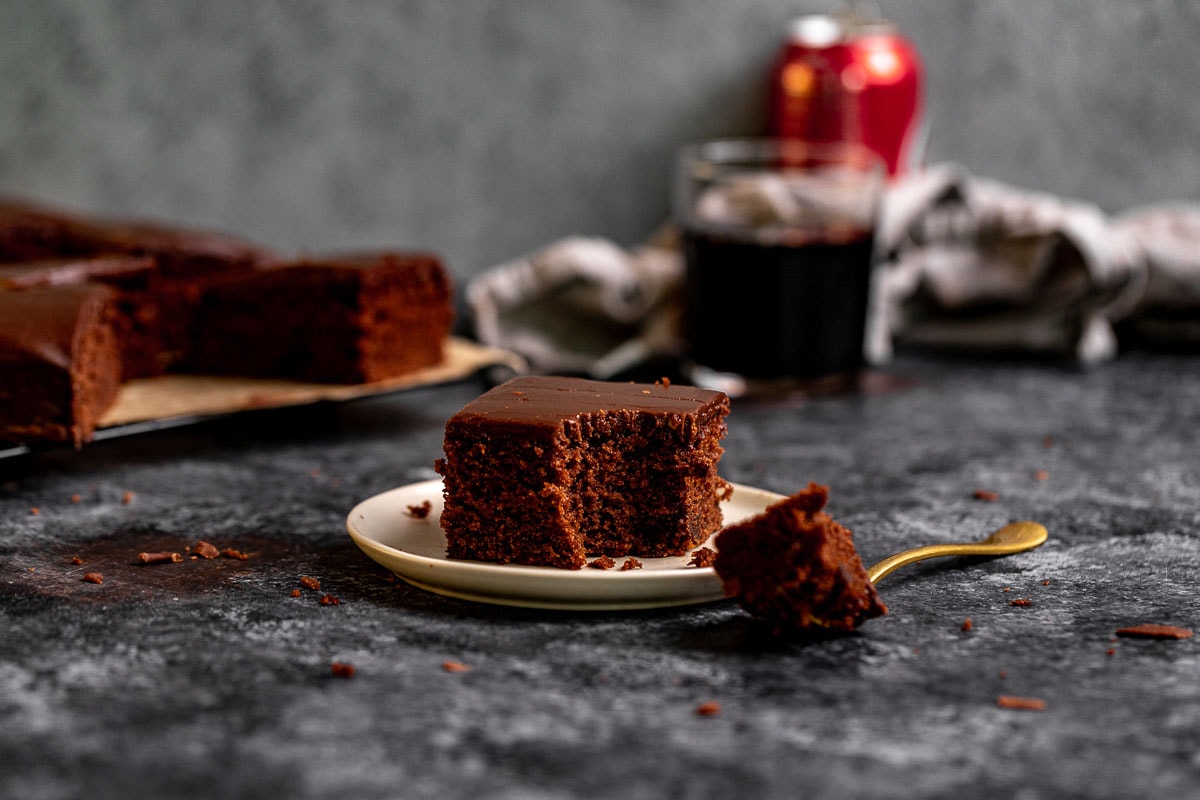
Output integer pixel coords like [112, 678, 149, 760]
[619, 557, 643, 571]
[407, 500, 433, 519]
[82, 572, 104, 584]
[221, 548, 249, 560]
[138, 551, 183, 564]
[70, 556, 83, 565]
[972, 490, 1000, 502]
[442, 660, 470, 673]
[299, 575, 321, 591]
[695, 701, 721, 717]
[1009, 598, 1032, 607]
[290, 589, 302, 598]
[195, 541, 220, 559]
[997, 695, 1047, 711]
[330, 662, 356, 678]
[30, 507, 40, 516]
[961, 618, 973, 632]
[122, 491, 135, 505]
[588, 556, 616, 570]
[1115, 624, 1194, 640]
[319, 594, 340, 606]
[688, 547, 717, 568]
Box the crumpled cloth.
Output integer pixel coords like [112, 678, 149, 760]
[467, 164, 1200, 376]
[466, 230, 684, 378]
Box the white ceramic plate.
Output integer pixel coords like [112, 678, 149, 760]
[346, 478, 784, 611]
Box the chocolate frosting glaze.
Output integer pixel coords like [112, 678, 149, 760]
[449, 375, 726, 428]
[0, 257, 155, 290]
[0, 284, 115, 369]
[0, 198, 276, 275]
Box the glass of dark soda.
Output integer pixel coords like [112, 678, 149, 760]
[675, 138, 884, 396]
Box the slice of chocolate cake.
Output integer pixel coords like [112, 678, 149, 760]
[0, 198, 278, 376]
[0, 284, 123, 446]
[436, 376, 732, 569]
[0, 257, 161, 380]
[713, 482, 887, 634]
[186, 252, 454, 383]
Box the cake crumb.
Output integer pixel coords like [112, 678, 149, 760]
[122, 491, 135, 505]
[82, 572, 104, 585]
[70, 556, 83, 565]
[222, 548, 249, 560]
[1009, 598, 1032, 607]
[695, 701, 721, 717]
[1042, 580, 1050, 586]
[713, 482, 886, 635]
[588, 556, 616, 570]
[656, 376, 671, 388]
[998, 671, 1007, 679]
[30, 507, 40, 516]
[290, 589, 302, 598]
[195, 540, 220, 559]
[300, 575, 322, 591]
[687, 547, 717, 568]
[1033, 470, 1049, 481]
[1107, 648, 1116, 656]
[1115, 624, 1194, 640]
[138, 551, 183, 564]
[442, 660, 470, 673]
[70, 493, 82, 503]
[619, 557, 643, 571]
[997, 695, 1046, 711]
[330, 662, 356, 678]
[319, 594, 340, 606]
[1003, 587, 1012, 593]
[972, 489, 1000, 502]
[961, 618, 973, 632]
[407, 500, 432, 519]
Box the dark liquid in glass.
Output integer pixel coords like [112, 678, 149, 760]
[682, 227, 875, 381]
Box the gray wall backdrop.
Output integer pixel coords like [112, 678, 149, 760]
[3, 1, 1199, 284]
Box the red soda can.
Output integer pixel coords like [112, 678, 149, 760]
[768, 13, 924, 177]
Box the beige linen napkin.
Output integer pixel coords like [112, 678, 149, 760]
[874, 164, 1147, 366]
[466, 234, 683, 378]
[1111, 204, 1200, 347]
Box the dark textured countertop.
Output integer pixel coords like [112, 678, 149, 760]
[2, 351, 1198, 800]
